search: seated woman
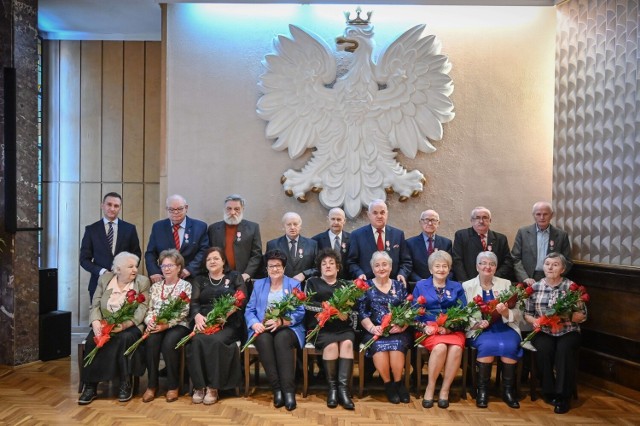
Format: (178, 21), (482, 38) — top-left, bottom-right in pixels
(78, 251), (150, 405)
(524, 252), (586, 414)
(187, 247), (247, 405)
(244, 250), (305, 411)
(142, 249), (191, 403)
(463, 251), (522, 409)
(304, 248), (355, 410)
(358, 251), (411, 404)
(413, 250), (466, 409)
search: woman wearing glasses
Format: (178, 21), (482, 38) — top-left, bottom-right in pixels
(463, 251), (522, 409)
(244, 250), (305, 411)
(142, 249), (191, 403)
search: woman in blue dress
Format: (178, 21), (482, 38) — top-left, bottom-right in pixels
(357, 251), (411, 404)
(413, 250), (466, 409)
(462, 251), (522, 409)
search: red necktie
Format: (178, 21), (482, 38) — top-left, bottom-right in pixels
(427, 237), (434, 256)
(480, 234), (487, 251)
(173, 224), (181, 250)
(376, 228), (384, 251)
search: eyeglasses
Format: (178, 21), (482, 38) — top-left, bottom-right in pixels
(478, 262), (497, 267)
(160, 264), (177, 270)
(266, 264), (283, 270)
(472, 216), (491, 222)
(166, 207), (186, 213)
(420, 218), (439, 224)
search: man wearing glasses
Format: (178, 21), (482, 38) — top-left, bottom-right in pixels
(406, 210), (453, 282)
(452, 206), (513, 282)
(145, 194), (209, 283)
(207, 194), (263, 282)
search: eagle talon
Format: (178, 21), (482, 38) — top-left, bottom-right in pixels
(285, 190), (293, 197)
(411, 190), (420, 198)
(311, 187), (322, 193)
(297, 196), (308, 203)
(399, 196), (409, 202)
(384, 187), (394, 194)
(420, 177), (426, 185)
(280, 175), (287, 184)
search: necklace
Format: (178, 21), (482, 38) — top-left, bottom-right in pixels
(160, 280), (177, 300)
(208, 275), (224, 286)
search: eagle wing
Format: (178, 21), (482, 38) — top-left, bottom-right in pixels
(372, 24), (455, 158)
(257, 25), (338, 159)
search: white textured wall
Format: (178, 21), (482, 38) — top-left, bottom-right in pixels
(165, 4), (556, 245)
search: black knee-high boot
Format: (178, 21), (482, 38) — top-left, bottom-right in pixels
(501, 363), (520, 409)
(337, 358), (355, 410)
(476, 362), (492, 408)
(323, 359), (338, 408)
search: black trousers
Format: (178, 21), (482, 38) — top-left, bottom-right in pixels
(533, 331), (581, 399)
(145, 325), (190, 389)
(254, 328), (300, 393)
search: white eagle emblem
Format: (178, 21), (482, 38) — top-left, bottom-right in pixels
(257, 11), (455, 218)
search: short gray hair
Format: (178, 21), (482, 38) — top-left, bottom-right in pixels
(112, 251), (140, 272)
(427, 250), (452, 270)
(225, 194), (245, 207)
(476, 251), (498, 265)
(369, 250), (393, 269)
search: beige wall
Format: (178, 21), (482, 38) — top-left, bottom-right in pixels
(42, 40), (161, 327)
(164, 4), (556, 245)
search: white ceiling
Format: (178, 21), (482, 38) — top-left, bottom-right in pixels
(38, 0), (556, 41)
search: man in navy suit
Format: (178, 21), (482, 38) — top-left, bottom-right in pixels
(452, 206), (513, 282)
(266, 212), (317, 283)
(145, 194), (209, 283)
(512, 201), (572, 284)
(208, 194), (263, 282)
(406, 209), (453, 282)
(347, 199), (412, 285)
(312, 208), (351, 279)
(80, 192), (141, 302)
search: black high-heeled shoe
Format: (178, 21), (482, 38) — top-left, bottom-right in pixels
(284, 392), (297, 411)
(273, 389), (284, 408)
(422, 399), (434, 408)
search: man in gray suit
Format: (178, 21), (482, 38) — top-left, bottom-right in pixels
(207, 194), (263, 282)
(512, 201), (572, 285)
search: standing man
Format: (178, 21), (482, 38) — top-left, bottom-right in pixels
(406, 209), (452, 282)
(80, 192), (141, 302)
(347, 199), (412, 285)
(512, 201), (572, 285)
(207, 194), (263, 282)
(266, 212), (317, 283)
(145, 194), (209, 283)
(312, 208), (351, 279)
(452, 206), (513, 282)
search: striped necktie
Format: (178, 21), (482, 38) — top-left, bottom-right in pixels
(173, 224), (181, 250)
(107, 222), (114, 253)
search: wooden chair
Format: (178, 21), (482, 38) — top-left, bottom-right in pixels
(243, 344), (297, 397)
(467, 346), (523, 399)
(357, 343), (411, 398)
(415, 345), (467, 399)
(302, 343), (323, 397)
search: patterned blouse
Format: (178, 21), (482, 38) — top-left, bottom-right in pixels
(144, 278), (192, 328)
(524, 278), (587, 337)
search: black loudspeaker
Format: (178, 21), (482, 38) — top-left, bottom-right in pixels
(39, 310), (71, 361)
(39, 268), (58, 314)
(4, 67), (17, 233)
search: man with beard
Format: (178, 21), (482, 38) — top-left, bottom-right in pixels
(207, 194), (263, 282)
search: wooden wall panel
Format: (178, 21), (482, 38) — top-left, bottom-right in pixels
(58, 41), (80, 183)
(123, 42), (145, 183)
(123, 183), (145, 245)
(143, 183), (160, 274)
(102, 41), (124, 182)
(79, 41), (102, 182)
(57, 183), (80, 318)
(144, 42), (161, 183)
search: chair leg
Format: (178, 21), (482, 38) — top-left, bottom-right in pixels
(404, 349), (411, 392)
(243, 349), (251, 397)
(529, 353), (538, 401)
(461, 345), (468, 400)
(358, 349), (365, 398)
(77, 342), (85, 393)
(302, 348), (309, 398)
(469, 347), (477, 399)
(415, 347), (423, 399)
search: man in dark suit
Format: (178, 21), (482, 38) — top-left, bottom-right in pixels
(266, 212), (317, 283)
(406, 209), (453, 282)
(312, 207), (351, 279)
(512, 201), (572, 284)
(347, 199), (412, 285)
(452, 206), (513, 282)
(207, 194), (263, 282)
(80, 192), (141, 302)
(145, 194), (209, 283)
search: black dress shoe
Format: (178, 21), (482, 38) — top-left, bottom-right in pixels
(422, 399), (434, 408)
(78, 384), (97, 405)
(118, 381), (133, 402)
(396, 381), (410, 403)
(437, 399), (449, 409)
(543, 394), (558, 406)
(273, 390), (284, 408)
(284, 392), (296, 411)
(554, 398), (570, 414)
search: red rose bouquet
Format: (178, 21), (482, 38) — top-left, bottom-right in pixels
(241, 287), (311, 352)
(84, 289), (146, 366)
(306, 278), (370, 343)
(414, 298), (477, 346)
(361, 295), (419, 352)
(175, 290), (246, 349)
(521, 282), (589, 350)
(124, 290), (190, 356)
